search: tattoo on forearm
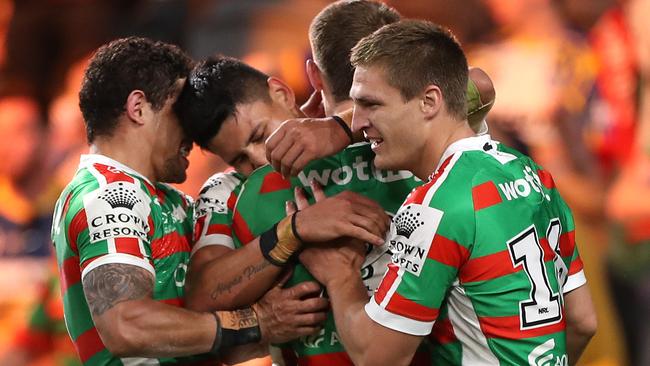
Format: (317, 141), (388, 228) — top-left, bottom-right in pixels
(211, 275), (243, 299)
(243, 261), (271, 280)
(210, 261), (273, 300)
(218, 308), (260, 330)
(83, 264), (153, 317)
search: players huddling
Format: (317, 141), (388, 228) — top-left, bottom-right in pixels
(52, 1), (597, 365)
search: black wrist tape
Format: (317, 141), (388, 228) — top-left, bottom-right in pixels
(259, 223), (284, 266)
(220, 326), (262, 349)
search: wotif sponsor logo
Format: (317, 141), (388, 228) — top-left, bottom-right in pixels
(297, 156), (414, 187)
(498, 166), (550, 201)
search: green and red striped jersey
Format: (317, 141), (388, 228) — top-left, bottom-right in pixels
(51, 154), (194, 366)
(230, 143), (430, 365)
(192, 170), (245, 253)
(366, 135), (586, 365)
(13, 271), (81, 366)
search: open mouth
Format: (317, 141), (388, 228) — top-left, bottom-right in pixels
(364, 133), (384, 151)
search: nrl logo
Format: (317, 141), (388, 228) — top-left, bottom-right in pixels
(98, 182), (142, 210)
(394, 206), (424, 239)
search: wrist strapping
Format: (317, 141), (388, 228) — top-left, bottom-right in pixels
(331, 115), (354, 144)
(259, 213), (303, 266)
(210, 309), (262, 354)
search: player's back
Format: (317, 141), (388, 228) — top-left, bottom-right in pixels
(423, 141), (584, 365)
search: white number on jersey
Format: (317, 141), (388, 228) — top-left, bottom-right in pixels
(507, 221), (563, 329)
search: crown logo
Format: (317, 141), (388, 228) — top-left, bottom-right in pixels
(394, 206), (424, 239)
(98, 182), (142, 209)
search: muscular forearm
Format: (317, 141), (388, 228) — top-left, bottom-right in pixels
(96, 298), (215, 357)
(186, 240), (282, 311)
(326, 274), (375, 363)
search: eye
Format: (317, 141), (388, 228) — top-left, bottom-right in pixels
(250, 124), (266, 143)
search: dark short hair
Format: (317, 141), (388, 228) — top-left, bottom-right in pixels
(309, 0), (399, 103)
(351, 20), (468, 120)
(175, 55), (271, 149)
(79, 37), (192, 142)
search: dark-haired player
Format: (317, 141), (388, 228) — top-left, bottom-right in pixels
(50, 37), (331, 366)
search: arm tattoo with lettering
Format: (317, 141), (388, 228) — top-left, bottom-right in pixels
(83, 264), (154, 317)
(210, 260), (272, 300)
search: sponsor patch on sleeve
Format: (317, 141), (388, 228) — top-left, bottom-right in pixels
(387, 203), (443, 276)
(84, 182), (151, 243)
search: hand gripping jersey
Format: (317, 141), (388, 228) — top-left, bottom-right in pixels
(228, 143), (429, 365)
(366, 135), (586, 365)
(51, 155), (194, 366)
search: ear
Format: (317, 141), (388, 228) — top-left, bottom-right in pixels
(420, 85), (443, 119)
(306, 59), (324, 91)
(267, 76), (296, 110)
(125, 90), (148, 126)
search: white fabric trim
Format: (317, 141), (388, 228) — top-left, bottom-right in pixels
(447, 285), (499, 364)
(121, 357), (160, 366)
(435, 134), (492, 171)
(191, 234), (235, 256)
(106, 237), (117, 254)
(365, 297), (434, 336)
(379, 267), (405, 308)
(563, 269), (587, 294)
(424, 152), (461, 205)
(81, 253), (155, 280)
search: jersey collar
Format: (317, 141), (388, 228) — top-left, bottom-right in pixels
(434, 134), (495, 172)
(78, 154), (154, 186)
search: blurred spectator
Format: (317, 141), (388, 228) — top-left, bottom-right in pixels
(0, 96), (55, 258)
(469, 0), (626, 364)
(0, 261), (80, 366)
(600, 0), (650, 365)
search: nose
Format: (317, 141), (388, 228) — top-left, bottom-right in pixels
(351, 106), (370, 133)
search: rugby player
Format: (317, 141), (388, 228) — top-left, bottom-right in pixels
(297, 20), (597, 365)
(51, 37), (329, 366)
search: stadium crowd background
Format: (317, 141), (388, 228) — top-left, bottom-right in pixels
(0, 0), (648, 365)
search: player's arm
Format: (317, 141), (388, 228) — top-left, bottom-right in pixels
(300, 245), (422, 366)
(265, 109), (357, 177)
(294, 184), (452, 365)
(84, 263), (217, 357)
(186, 243), (283, 311)
(564, 284), (597, 365)
(187, 184), (389, 311)
(266, 67), (495, 177)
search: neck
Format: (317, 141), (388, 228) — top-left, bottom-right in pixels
(414, 118), (474, 180)
(90, 133), (155, 182)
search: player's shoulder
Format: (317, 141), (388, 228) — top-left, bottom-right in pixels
(155, 183), (193, 207)
(69, 156), (154, 208)
(198, 171), (245, 198)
